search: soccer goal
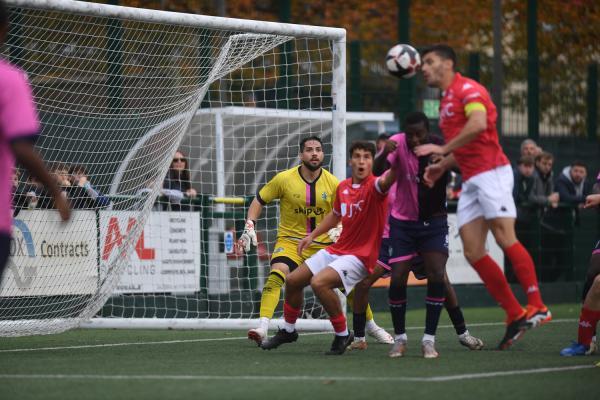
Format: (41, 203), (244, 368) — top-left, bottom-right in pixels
(0, 0), (392, 336)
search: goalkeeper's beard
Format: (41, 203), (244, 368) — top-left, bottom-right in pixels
(302, 160), (322, 172)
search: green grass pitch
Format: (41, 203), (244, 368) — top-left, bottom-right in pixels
(0, 303), (598, 400)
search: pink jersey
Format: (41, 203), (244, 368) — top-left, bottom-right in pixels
(439, 73), (509, 181)
(382, 182), (396, 238)
(386, 133), (419, 221)
(328, 174), (388, 273)
(0, 59), (41, 234)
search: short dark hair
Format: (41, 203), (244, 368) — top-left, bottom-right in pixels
(517, 156), (534, 166)
(535, 151), (554, 163)
(299, 136), (322, 152)
(421, 44), (457, 69)
(571, 160), (587, 169)
(403, 111), (430, 132)
(349, 140), (376, 158)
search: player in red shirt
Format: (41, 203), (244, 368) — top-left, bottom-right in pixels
(260, 141), (396, 355)
(415, 44), (550, 350)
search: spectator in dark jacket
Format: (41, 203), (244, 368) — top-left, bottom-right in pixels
(555, 161), (592, 207)
(513, 155), (535, 204)
(67, 164), (112, 209)
(529, 152), (559, 208)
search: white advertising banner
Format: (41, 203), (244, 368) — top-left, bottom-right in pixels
(446, 213), (504, 284)
(1, 210), (98, 296)
(99, 211), (201, 294)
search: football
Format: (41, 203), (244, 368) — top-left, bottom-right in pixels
(385, 44), (421, 79)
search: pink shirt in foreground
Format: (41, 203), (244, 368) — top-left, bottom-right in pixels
(0, 59), (40, 234)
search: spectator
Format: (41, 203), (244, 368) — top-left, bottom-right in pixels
(162, 150), (197, 210)
(529, 152), (559, 208)
(11, 169), (29, 216)
(555, 161), (592, 207)
(50, 162), (71, 188)
(520, 138), (541, 158)
(513, 155), (535, 204)
(67, 164), (112, 209)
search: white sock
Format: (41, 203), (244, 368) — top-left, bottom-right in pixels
(284, 322), (295, 333)
(422, 333), (435, 343)
(354, 336), (366, 342)
(365, 319), (377, 330)
(394, 333), (407, 342)
(458, 330), (470, 339)
(335, 329), (349, 337)
(259, 317), (269, 333)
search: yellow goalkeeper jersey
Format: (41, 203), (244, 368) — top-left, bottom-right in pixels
(257, 166), (339, 244)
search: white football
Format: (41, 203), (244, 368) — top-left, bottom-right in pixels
(385, 44), (421, 79)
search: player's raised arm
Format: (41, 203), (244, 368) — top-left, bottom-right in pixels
(376, 166), (397, 194)
(373, 139), (397, 176)
(235, 197), (263, 253)
(423, 153), (457, 188)
(297, 211), (340, 256)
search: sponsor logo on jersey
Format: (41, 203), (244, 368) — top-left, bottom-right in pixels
(294, 206), (326, 216)
(340, 200), (364, 218)
(273, 247), (285, 254)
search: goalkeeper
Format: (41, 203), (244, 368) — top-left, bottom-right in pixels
(236, 136), (392, 346)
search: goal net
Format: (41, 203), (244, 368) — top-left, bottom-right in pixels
(1, 0), (381, 336)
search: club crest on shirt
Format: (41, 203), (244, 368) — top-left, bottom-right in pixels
(321, 192), (328, 200)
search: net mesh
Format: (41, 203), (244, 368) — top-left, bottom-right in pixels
(1, 1), (343, 336)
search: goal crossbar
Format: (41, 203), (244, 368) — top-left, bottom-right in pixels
(5, 0), (346, 40)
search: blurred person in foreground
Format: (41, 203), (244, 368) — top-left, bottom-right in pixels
(0, 0), (70, 282)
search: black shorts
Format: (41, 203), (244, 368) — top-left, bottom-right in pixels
(377, 238), (427, 280)
(388, 215), (449, 260)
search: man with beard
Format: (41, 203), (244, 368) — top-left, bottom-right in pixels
(237, 136), (391, 346)
(415, 44), (550, 350)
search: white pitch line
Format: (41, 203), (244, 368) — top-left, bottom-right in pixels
(0, 319), (576, 354)
(0, 365), (594, 383)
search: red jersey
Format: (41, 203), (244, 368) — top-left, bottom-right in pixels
(327, 174), (388, 273)
(438, 73), (509, 181)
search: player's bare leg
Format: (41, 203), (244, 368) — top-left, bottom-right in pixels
(311, 267), (354, 355)
(489, 217), (551, 327)
(460, 217), (527, 350)
(260, 264), (312, 350)
(248, 262), (290, 346)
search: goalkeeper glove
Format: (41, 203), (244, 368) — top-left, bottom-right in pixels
(327, 224), (343, 243)
(239, 219), (258, 252)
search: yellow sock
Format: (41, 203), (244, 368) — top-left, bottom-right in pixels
(346, 289), (375, 322)
(259, 269), (286, 319)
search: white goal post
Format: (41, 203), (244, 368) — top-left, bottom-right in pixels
(0, 0), (391, 335)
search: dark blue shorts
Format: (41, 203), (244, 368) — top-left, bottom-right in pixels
(377, 238), (427, 280)
(388, 215), (449, 261)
